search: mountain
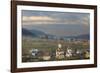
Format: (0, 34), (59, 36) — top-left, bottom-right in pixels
(75, 34), (90, 40)
(29, 29), (46, 36)
(23, 24), (89, 37)
(63, 34), (90, 40)
(22, 28), (37, 37)
(22, 28), (89, 40)
(22, 28), (46, 37)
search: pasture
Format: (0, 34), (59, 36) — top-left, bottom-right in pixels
(22, 37), (90, 62)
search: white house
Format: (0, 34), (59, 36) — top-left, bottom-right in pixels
(29, 48), (39, 56)
(65, 46), (73, 58)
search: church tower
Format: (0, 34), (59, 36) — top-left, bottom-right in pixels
(56, 44), (65, 59)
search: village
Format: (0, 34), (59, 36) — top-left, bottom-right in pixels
(22, 42), (90, 62)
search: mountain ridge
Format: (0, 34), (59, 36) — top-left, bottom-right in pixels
(22, 28), (89, 40)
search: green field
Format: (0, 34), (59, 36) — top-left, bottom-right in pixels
(22, 37), (90, 62)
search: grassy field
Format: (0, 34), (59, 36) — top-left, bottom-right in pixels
(22, 37), (90, 62)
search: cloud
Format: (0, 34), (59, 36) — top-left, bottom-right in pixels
(82, 16), (89, 26)
(22, 16), (55, 21)
(22, 15), (89, 26)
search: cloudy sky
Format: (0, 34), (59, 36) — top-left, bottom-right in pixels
(22, 10), (90, 36)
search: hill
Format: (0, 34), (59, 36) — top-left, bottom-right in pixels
(22, 28), (46, 37)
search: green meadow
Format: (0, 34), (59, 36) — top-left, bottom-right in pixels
(22, 37), (90, 62)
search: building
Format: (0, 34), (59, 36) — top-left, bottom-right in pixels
(56, 44), (65, 59)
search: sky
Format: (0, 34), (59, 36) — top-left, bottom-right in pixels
(22, 10), (90, 36)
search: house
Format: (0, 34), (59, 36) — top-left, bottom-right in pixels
(65, 46), (73, 58)
(42, 50), (51, 60)
(30, 48), (39, 56)
(84, 49), (90, 59)
(56, 44), (65, 59)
